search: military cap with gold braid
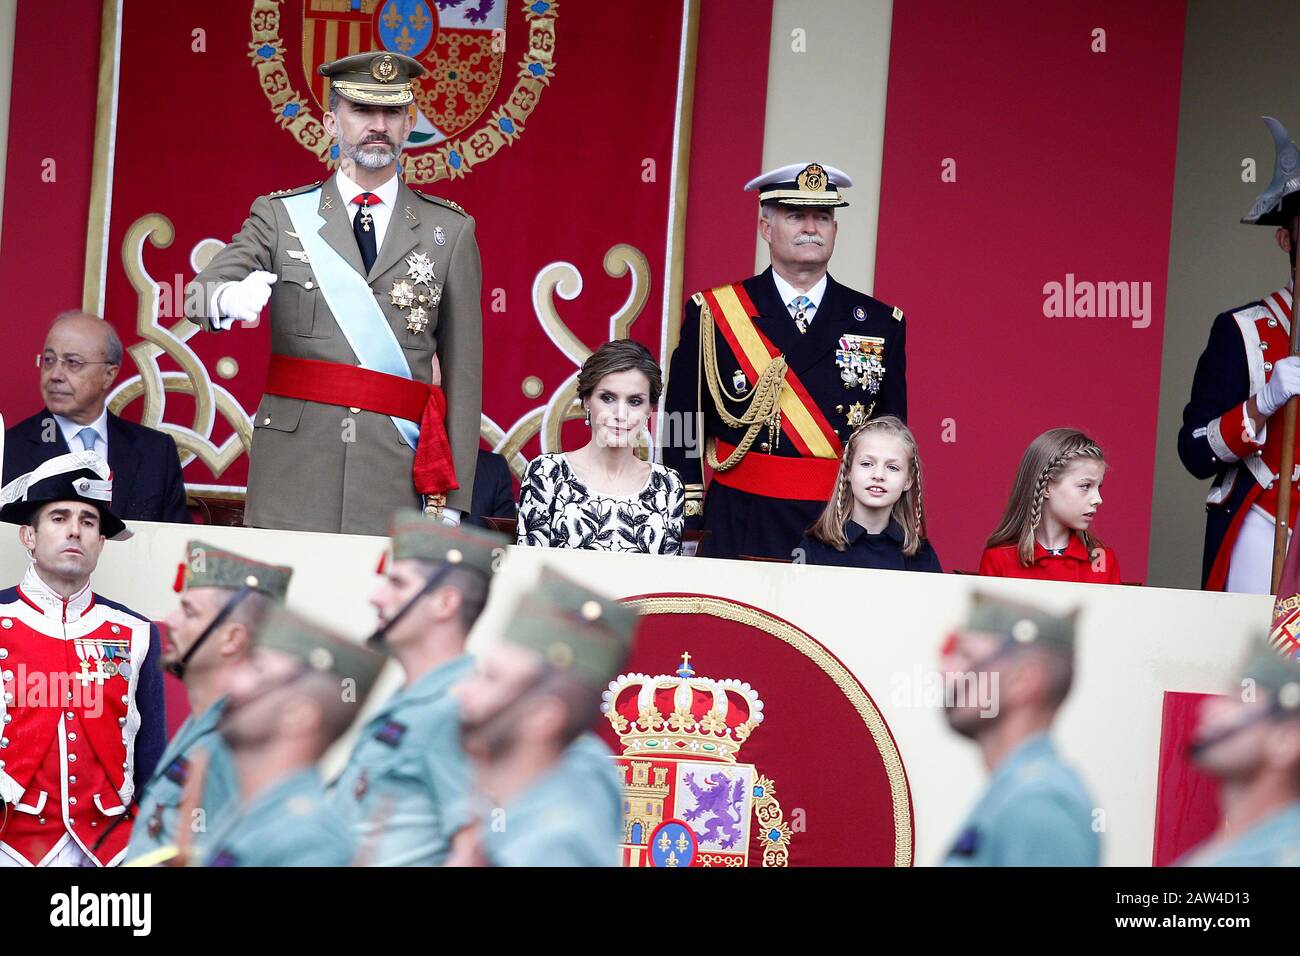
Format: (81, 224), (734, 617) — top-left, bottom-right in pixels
(745, 162), (853, 208)
(256, 605), (387, 699)
(319, 51), (426, 107)
(502, 569), (638, 689)
(387, 507), (506, 577)
(1239, 636), (1300, 714)
(964, 592), (1077, 654)
(173, 540), (293, 601)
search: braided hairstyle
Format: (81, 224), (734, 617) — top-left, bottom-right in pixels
(985, 428), (1107, 567)
(807, 416), (928, 556)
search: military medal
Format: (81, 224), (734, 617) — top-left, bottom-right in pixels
(389, 279), (416, 309)
(847, 402), (868, 427)
(835, 334), (886, 393)
(733, 369), (748, 394)
(391, 253), (440, 333)
(405, 251), (437, 286)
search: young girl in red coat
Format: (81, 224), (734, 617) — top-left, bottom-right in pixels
(980, 428), (1120, 583)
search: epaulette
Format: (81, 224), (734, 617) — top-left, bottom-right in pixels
(412, 190), (468, 216)
(268, 182), (322, 199)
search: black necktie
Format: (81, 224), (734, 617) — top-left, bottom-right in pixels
(352, 192), (379, 273)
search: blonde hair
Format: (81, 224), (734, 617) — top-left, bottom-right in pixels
(985, 428), (1107, 567)
(808, 416), (927, 556)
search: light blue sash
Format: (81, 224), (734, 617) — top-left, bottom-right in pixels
(280, 191), (420, 450)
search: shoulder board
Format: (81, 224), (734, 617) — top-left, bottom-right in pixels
(267, 182), (322, 199)
(691, 291), (706, 306)
(412, 191), (468, 216)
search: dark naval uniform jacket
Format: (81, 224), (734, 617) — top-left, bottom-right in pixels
(662, 267), (906, 560)
(186, 172), (482, 535)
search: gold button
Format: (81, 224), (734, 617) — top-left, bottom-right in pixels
(836, 405), (844, 414)
(305, 280), (314, 290)
(262, 416), (271, 425)
(419, 295), (427, 303)
(761, 442), (770, 452)
(349, 406), (361, 414)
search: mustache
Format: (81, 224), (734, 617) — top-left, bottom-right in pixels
(360, 135), (394, 146)
(793, 235), (825, 246)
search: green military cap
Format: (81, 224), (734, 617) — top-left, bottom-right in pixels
(318, 51), (425, 107)
(502, 569), (638, 688)
(174, 540), (293, 602)
(388, 508), (506, 577)
(256, 605), (386, 700)
(1240, 636), (1300, 712)
(964, 592), (1077, 654)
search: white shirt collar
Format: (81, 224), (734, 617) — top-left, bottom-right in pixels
(53, 407), (109, 451)
(20, 564), (95, 622)
(335, 168), (400, 211)
(770, 270), (829, 312)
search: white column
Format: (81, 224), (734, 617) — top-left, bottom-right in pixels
(754, 0), (894, 294)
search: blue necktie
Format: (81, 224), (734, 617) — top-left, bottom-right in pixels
(791, 295), (812, 334)
(352, 192), (379, 274)
(76, 427), (98, 452)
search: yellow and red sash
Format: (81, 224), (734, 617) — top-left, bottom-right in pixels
(702, 283), (842, 459)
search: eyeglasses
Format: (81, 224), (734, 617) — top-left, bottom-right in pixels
(39, 354), (117, 374)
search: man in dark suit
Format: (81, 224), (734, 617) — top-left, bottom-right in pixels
(465, 449), (517, 530)
(662, 162), (906, 560)
(3, 311), (191, 524)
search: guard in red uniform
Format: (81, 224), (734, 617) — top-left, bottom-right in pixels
(1179, 117), (1300, 592)
(662, 163), (907, 560)
(0, 452), (165, 866)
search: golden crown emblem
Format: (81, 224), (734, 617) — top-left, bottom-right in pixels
(601, 652), (764, 763)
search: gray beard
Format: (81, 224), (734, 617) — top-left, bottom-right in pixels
(342, 137), (402, 170)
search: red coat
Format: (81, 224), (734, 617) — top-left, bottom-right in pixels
(0, 568), (154, 866)
(979, 536), (1121, 584)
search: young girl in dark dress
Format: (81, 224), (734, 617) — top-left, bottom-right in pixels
(797, 416), (941, 572)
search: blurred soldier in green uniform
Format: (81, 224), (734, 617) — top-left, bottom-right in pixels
(202, 607), (385, 867)
(940, 593), (1100, 866)
(448, 570), (636, 867)
(125, 541), (292, 864)
(329, 509), (506, 865)
(1180, 638), (1300, 866)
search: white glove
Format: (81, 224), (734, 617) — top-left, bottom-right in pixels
(440, 507), (462, 527)
(1257, 355), (1300, 418)
(214, 271), (277, 327)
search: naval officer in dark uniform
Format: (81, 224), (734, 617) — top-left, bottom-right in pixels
(661, 162), (907, 560)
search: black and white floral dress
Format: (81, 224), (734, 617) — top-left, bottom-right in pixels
(516, 453), (685, 555)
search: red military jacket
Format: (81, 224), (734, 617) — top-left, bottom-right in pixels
(0, 567), (152, 866)
(1188, 286), (1300, 589)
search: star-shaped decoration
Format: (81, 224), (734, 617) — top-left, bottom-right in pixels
(847, 401), (867, 427)
(389, 279), (416, 309)
(404, 251), (437, 286)
(406, 305), (428, 334)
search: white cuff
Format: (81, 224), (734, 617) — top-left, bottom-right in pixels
(208, 282), (238, 331)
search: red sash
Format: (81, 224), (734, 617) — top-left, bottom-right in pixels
(264, 354), (458, 495)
